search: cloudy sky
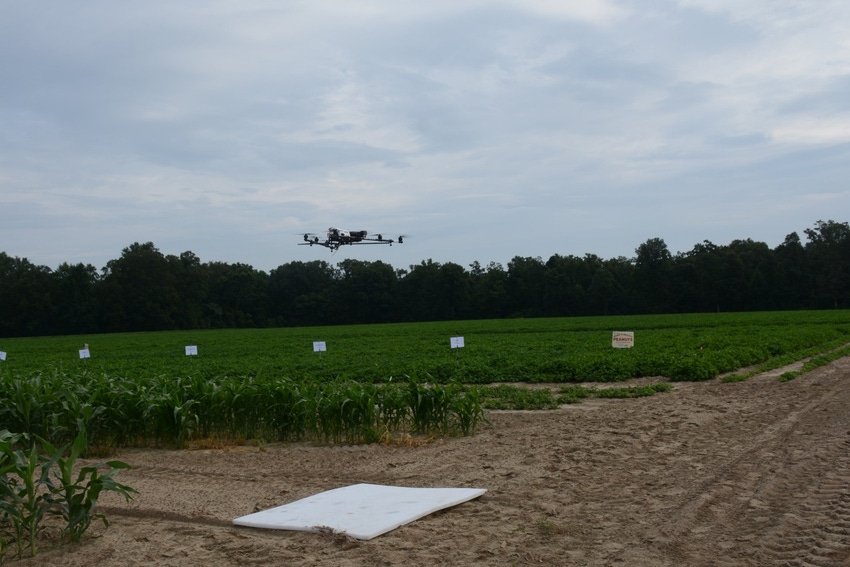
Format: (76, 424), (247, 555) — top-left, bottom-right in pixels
(2, 1), (849, 273)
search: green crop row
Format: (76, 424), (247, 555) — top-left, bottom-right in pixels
(0, 371), (485, 449)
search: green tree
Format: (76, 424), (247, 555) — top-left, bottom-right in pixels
(0, 253), (57, 337)
(268, 260), (337, 326)
(98, 242), (180, 332)
(153, 251), (210, 330)
(397, 260), (471, 321)
(676, 241), (726, 312)
(506, 256), (546, 317)
(541, 255), (585, 316)
(436, 262), (471, 320)
(469, 261), (508, 319)
(804, 220), (850, 308)
(633, 238), (673, 313)
(726, 239), (777, 311)
(334, 259), (398, 324)
(205, 262), (269, 328)
(773, 232), (810, 309)
(588, 265), (618, 315)
(53, 262), (100, 335)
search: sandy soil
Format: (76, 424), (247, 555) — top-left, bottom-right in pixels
(18, 356), (850, 566)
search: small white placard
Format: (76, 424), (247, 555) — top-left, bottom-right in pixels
(313, 341), (327, 352)
(79, 348), (91, 359)
(450, 336), (465, 349)
(0, 351), (6, 361)
(612, 331), (634, 348)
(185, 345), (198, 356)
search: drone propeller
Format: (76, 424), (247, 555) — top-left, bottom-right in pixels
(373, 233), (408, 243)
(296, 232), (322, 245)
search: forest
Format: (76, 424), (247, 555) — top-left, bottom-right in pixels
(1, 220), (848, 338)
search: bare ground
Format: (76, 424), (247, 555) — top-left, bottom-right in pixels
(17, 356), (850, 566)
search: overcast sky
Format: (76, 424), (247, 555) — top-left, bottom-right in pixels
(2, 1), (849, 273)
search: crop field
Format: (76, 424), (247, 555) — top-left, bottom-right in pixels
(1, 310), (849, 449)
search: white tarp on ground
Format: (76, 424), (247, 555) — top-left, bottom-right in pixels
(232, 483), (487, 540)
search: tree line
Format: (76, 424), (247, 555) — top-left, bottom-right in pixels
(1, 220), (848, 337)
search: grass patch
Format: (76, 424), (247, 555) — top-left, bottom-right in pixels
(592, 383), (673, 398)
(779, 344), (850, 382)
(720, 341), (850, 383)
(479, 382), (673, 410)
(479, 385), (560, 410)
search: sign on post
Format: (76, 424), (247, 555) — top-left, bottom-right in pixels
(185, 345), (198, 356)
(450, 336), (465, 349)
(0, 351), (6, 361)
(313, 341), (327, 352)
(612, 331), (634, 348)
(79, 348), (91, 359)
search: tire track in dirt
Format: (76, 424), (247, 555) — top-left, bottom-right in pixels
(750, 440), (850, 566)
(742, 364), (850, 566)
(662, 359), (850, 566)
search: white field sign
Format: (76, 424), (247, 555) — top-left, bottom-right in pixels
(612, 331), (634, 349)
(185, 345), (198, 356)
(78, 348), (91, 359)
(0, 351), (6, 361)
(313, 341), (327, 352)
(450, 336), (465, 349)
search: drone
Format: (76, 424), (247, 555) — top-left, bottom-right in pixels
(300, 227), (405, 250)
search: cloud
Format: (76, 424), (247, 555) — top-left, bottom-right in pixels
(770, 114), (850, 146)
(1, 1), (849, 272)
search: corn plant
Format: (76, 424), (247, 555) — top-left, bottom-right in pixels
(266, 379), (311, 442)
(313, 381), (378, 444)
(0, 429), (135, 561)
(446, 382), (485, 435)
(375, 380), (410, 432)
(1, 377), (48, 438)
(43, 429), (137, 543)
(407, 376), (466, 436)
(0, 431), (57, 558)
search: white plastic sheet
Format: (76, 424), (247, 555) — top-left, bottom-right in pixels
(233, 483), (486, 540)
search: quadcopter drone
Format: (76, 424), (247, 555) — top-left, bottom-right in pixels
(300, 227), (405, 251)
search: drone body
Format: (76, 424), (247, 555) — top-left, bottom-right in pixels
(301, 227), (405, 250)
